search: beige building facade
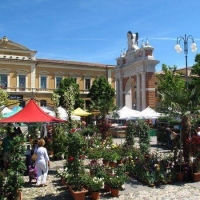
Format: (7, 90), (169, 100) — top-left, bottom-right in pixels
(0, 36), (115, 108)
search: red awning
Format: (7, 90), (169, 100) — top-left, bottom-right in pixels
(0, 99), (66, 123)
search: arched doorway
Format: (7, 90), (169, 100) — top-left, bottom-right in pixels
(125, 78), (136, 109)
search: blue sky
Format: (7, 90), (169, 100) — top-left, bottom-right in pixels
(0, 0), (200, 72)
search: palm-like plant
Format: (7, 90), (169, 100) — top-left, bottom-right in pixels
(156, 64), (200, 162)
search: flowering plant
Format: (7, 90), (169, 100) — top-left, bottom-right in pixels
(186, 136), (200, 173)
(109, 174), (126, 189)
(87, 176), (104, 192)
(98, 123), (111, 139)
(87, 147), (102, 160)
(186, 136), (200, 157)
(102, 148), (120, 162)
(66, 131), (86, 190)
(56, 167), (69, 180)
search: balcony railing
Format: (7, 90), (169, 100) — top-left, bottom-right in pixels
(1, 87), (91, 94)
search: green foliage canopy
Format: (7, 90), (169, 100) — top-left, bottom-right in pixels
(87, 76), (115, 120)
(54, 77), (84, 109)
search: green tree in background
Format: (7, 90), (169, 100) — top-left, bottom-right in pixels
(191, 53), (200, 87)
(0, 88), (8, 108)
(87, 76), (115, 122)
(156, 64), (200, 162)
(54, 77), (84, 109)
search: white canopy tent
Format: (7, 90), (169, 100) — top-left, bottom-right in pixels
(40, 106), (80, 121)
(57, 106), (81, 121)
(139, 107), (161, 119)
(108, 106), (141, 120)
(1, 107), (12, 115)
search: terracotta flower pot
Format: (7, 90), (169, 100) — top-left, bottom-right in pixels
(104, 184), (111, 192)
(117, 159), (123, 165)
(68, 186), (88, 200)
(192, 172), (200, 182)
(109, 161), (116, 168)
(110, 188), (119, 197)
(91, 191), (100, 200)
(103, 160), (109, 166)
(176, 173), (184, 182)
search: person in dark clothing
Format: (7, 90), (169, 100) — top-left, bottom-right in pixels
(165, 125), (172, 149)
(24, 145), (32, 175)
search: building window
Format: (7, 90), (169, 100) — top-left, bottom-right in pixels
(56, 76), (62, 88)
(85, 100), (91, 110)
(40, 76), (47, 89)
(0, 74), (7, 89)
(85, 78), (91, 90)
(40, 100), (46, 107)
(19, 75), (26, 91)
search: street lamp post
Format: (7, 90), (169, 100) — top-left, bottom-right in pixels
(175, 34), (197, 89)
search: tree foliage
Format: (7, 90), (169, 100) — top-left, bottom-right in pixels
(87, 76), (115, 121)
(54, 77), (84, 109)
(156, 64), (185, 94)
(156, 64), (200, 161)
(0, 88), (8, 108)
(191, 53), (200, 86)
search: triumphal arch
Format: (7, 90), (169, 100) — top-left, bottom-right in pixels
(115, 31), (160, 111)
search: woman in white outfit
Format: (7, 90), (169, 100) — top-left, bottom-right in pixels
(35, 139), (50, 187)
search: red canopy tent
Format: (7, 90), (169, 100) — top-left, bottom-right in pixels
(0, 99), (66, 123)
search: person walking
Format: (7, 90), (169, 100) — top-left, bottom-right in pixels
(34, 139), (50, 187)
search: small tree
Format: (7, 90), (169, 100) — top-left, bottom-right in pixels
(125, 121), (136, 146)
(64, 85), (75, 129)
(66, 131), (86, 190)
(137, 119), (150, 154)
(4, 135), (26, 199)
(51, 92), (60, 118)
(54, 77), (84, 109)
(52, 125), (68, 160)
(88, 76), (115, 123)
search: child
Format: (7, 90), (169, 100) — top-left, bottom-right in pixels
(28, 163), (38, 184)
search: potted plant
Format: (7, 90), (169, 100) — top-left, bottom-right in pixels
(66, 131), (88, 200)
(186, 136), (200, 182)
(4, 135), (26, 200)
(0, 171), (6, 199)
(109, 174), (127, 197)
(56, 167), (69, 186)
(87, 147), (102, 161)
(52, 125), (68, 160)
(114, 145), (124, 164)
(87, 176), (104, 200)
(102, 149), (120, 167)
(82, 125), (97, 137)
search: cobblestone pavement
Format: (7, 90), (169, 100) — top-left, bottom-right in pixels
(22, 170), (200, 200)
(21, 137), (200, 199)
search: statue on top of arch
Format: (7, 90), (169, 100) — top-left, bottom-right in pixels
(127, 31), (139, 51)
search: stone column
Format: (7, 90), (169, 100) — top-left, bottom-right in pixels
(141, 72), (146, 110)
(136, 73), (140, 111)
(116, 79), (119, 106)
(119, 77), (123, 108)
(31, 64), (36, 92)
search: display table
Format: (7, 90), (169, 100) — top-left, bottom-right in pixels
(109, 126), (127, 138)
